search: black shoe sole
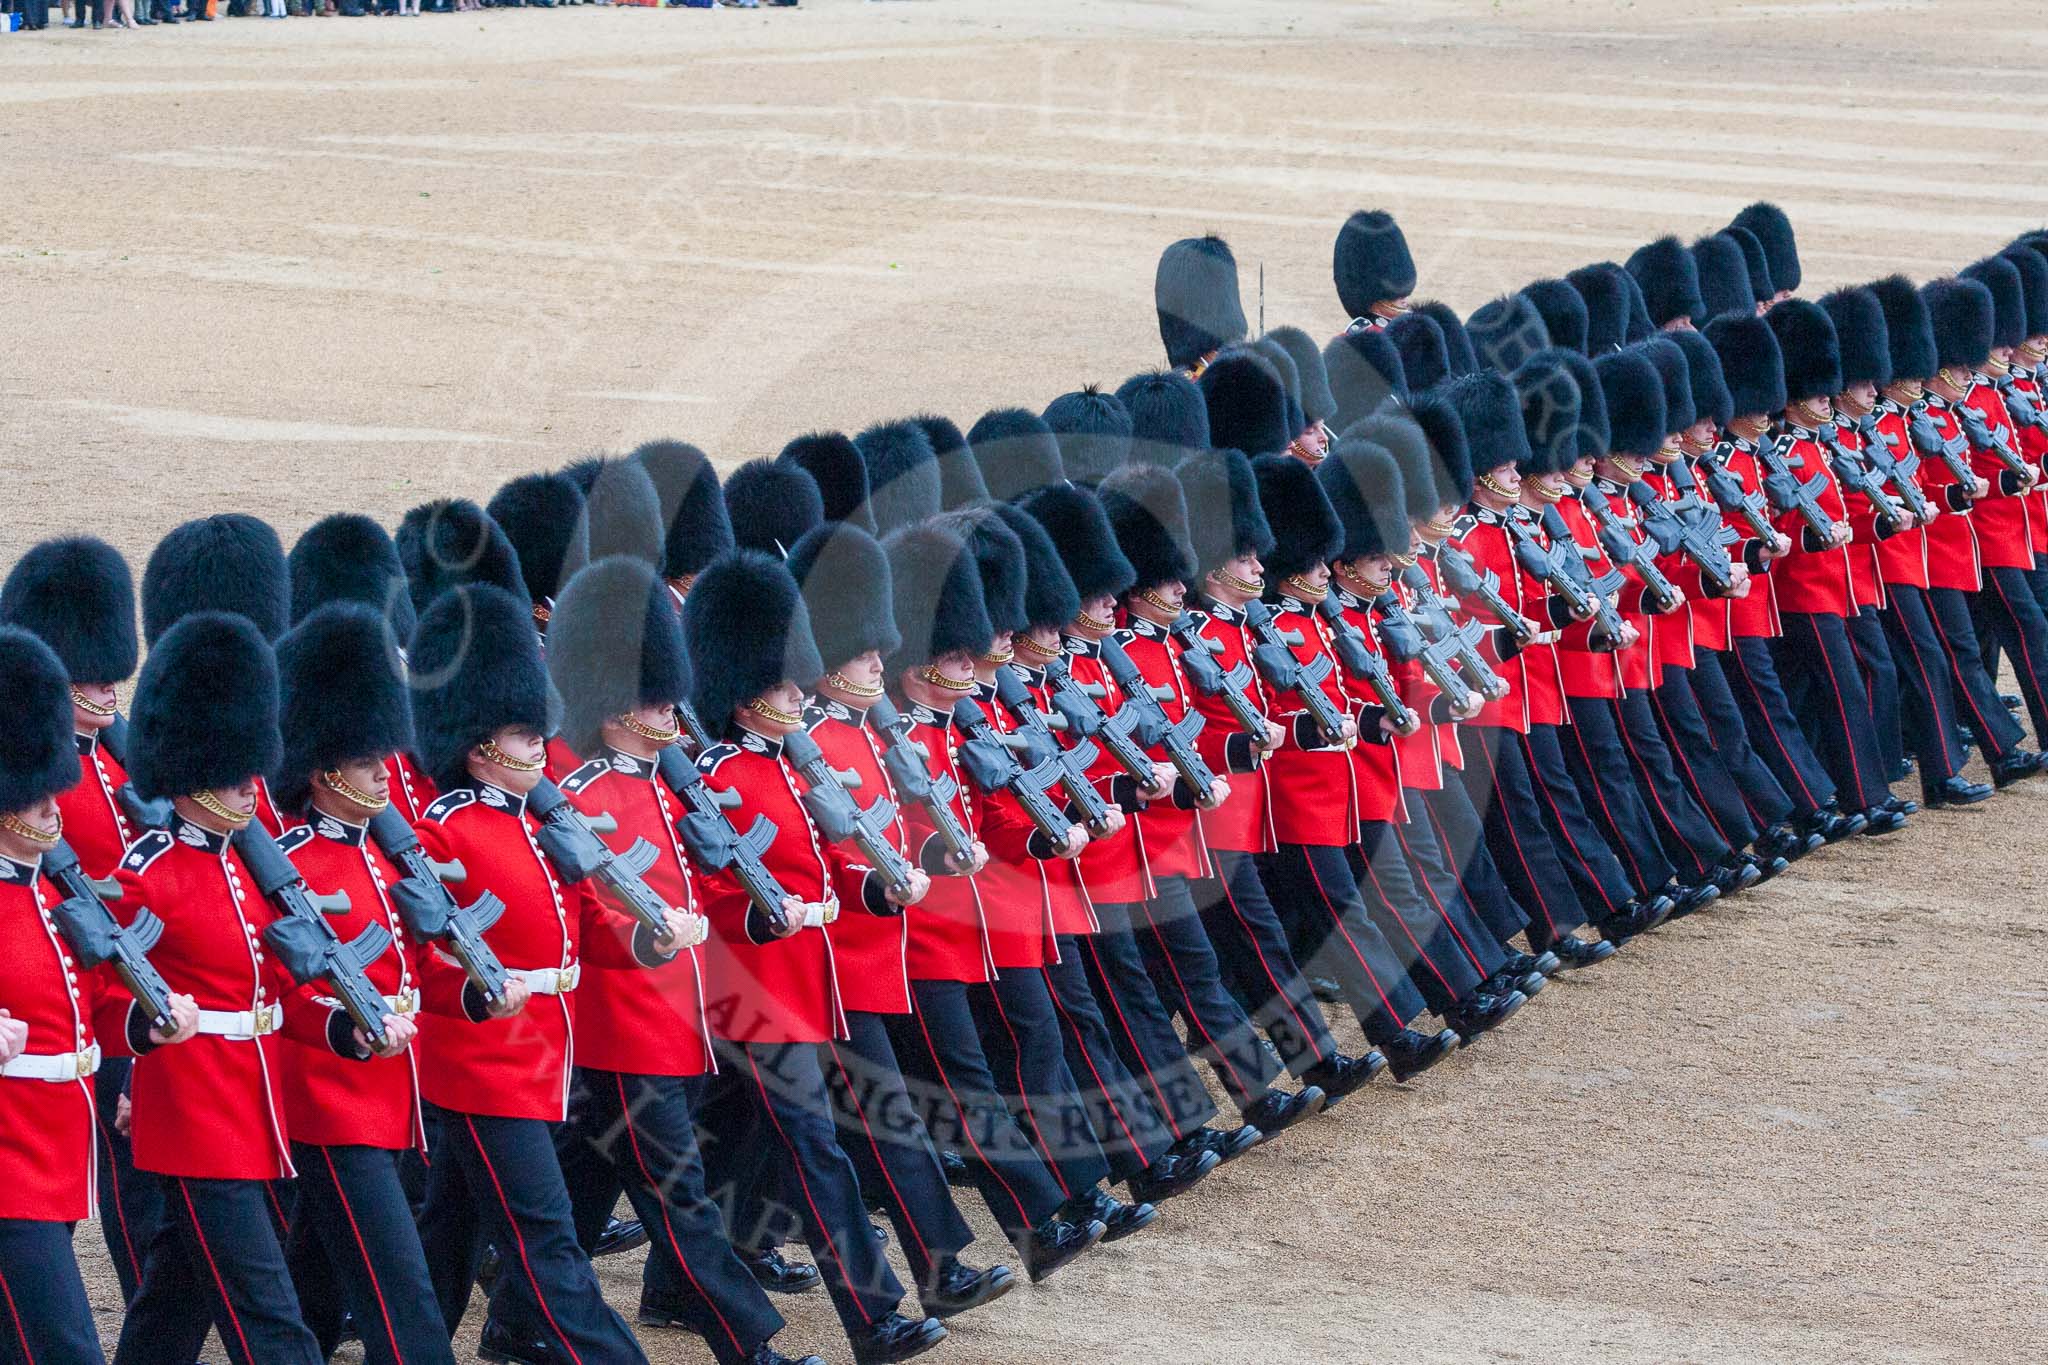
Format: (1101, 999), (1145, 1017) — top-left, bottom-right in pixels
(1025, 1219), (1106, 1283)
(924, 1265), (1017, 1318)
(852, 1320), (949, 1365)
(1127, 1147), (1221, 1204)
(1100, 1201), (1158, 1243)
(1245, 1086), (1327, 1137)
(1388, 1032), (1458, 1082)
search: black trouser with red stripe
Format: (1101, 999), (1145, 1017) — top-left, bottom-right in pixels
(1725, 634), (1839, 817)
(1974, 563), (2048, 742)
(1256, 842), (1429, 1047)
(554, 1068), (783, 1365)
(1388, 801), (1511, 984)
(1350, 822), (1486, 1015)
(1029, 951), (1176, 1187)
(1649, 665), (1764, 851)
(1129, 874), (1282, 1113)
(1518, 724), (1642, 916)
(1069, 905), (1221, 1141)
(1773, 611), (1890, 813)
(1928, 585), (2025, 759)
(1848, 605), (1905, 779)
(1880, 585), (1968, 782)
(892, 980), (1068, 1246)
(969, 967), (1117, 1201)
(1558, 696), (1679, 894)
(1418, 777), (1532, 949)
(1454, 725), (1593, 950)
(417, 1107), (645, 1364)
(284, 1143), (456, 1365)
(1194, 848), (1341, 1076)
(93, 1057), (163, 1306)
(112, 1175), (322, 1365)
(1615, 688), (1735, 880)
(0, 1218), (102, 1365)
(1688, 649), (1796, 828)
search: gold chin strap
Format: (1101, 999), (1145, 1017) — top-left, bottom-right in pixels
(478, 739), (545, 773)
(531, 601), (552, 628)
(618, 711), (683, 745)
(1477, 473), (1518, 500)
(1211, 566), (1264, 597)
(1283, 574), (1328, 602)
(1074, 609), (1116, 635)
(1789, 399), (1830, 429)
(1610, 456), (1646, 481)
(980, 645), (1015, 667)
(1533, 480), (1566, 503)
(189, 790), (255, 828)
(320, 768), (391, 812)
(1287, 436), (1328, 466)
(1136, 587), (1180, 617)
(1387, 550), (1417, 570)
(1336, 563), (1391, 596)
(1421, 515), (1458, 539)
(69, 688), (116, 718)
(1015, 634), (1061, 662)
(1654, 440), (1684, 464)
(824, 671), (883, 700)
(0, 810), (61, 847)
(745, 697), (804, 728)
(919, 666), (977, 693)
(1889, 380), (1926, 405)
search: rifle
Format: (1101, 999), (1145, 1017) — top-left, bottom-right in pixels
(1754, 433), (1842, 544)
(1396, 564), (1510, 700)
(1433, 542), (1539, 650)
(1313, 595), (1420, 730)
(235, 824), (392, 1049)
(1906, 401), (1977, 487)
(42, 837), (176, 1031)
(1041, 652), (1158, 791)
(865, 697), (977, 873)
(1166, 613), (1268, 745)
(96, 716), (172, 831)
(1694, 444), (1781, 542)
(1367, 586), (1429, 661)
(1506, 512), (1627, 648)
(366, 805), (511, 1009)
(1816, 423), (1909, 533)
(675, 700), (717, 755)
(1096, 636), (1218, 805)
(1955, 398), (2033, 482)
(654, 746), (793, 937)
(1856, 415), (1934, 524)
(780, 729), (920, 900)
(1243, 601), (1353, 747)
(1581, 485), (1682, 613)
(951, 697), (1076, 848)
(1626, 481), (1737, 597)
(526, 778), (678, 945)
(1998, 375), (2048, 434)
(989, 667), (1114, 834)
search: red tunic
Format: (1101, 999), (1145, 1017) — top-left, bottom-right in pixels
(1642, 465), (1733, 654)
(387, 751), (437, 824)
(895, 702), (1000, 983)
(1913, 401), (1985, 592)
(58, 732), (135, 879)
(1055, 639), (1154, 906)
(1114, 619), (1212, 881)
(1177, 600), (1276, 853)
(798, 704), (917, 1010)
(1368, 577), (1447, 791)
(1764, 428), (1858, 618)
(1960, 383), (2035, 570)
(0, 856), (135, 1222)
(1870, 406), (1933, 590)
(1709, 438), (1785, 639)
(2004, 372), (2048, 554)
(1260, 596), (1372, 844)
(1405, 552), (1467, 774)
(970, 676), (1096, 958)
(1444, 507), (1567, 731)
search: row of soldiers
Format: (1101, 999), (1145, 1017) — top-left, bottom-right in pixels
(2, 201), (2045, 1365)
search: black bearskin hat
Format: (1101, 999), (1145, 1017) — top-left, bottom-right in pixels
(1512, 352), (1584, 475)
(1347, 412), (1437, 523)
(1961, 255), (2027, 351)
(1550, 350), (1610, 461)
(127, 612), (280, 800)
(992, 502), (1081, 633)
(1386, 312), (1453, 392)
(1323, 328), (1410, 433)
(1766, 298), (1842, 402)
(883, 524), (993, 669)
(274, 603), (413, 814)
(1175, 447), (1274, 578)
(786, 523), (901, 670)
(1692, 232), (1754, 323)
(1723, 224), (1775, 304)
(288, 514), (416, 639)
(1318, 439), (1409, 562)
(1251, 338), (1307, 440)
(409, 584), (556, 792)
(1818, 287), (1892, 391)
(1447, 370), (1532, 473)
(570, 458), (666, 571)
(915, 415), (990, 510)
(396, 498), (525, 618)
(0, 536), (138, 685)
(631, 440), (734, 580)
(1593, 349), (1667, 457)
(968, 407), (1066, 502)
(1409, 388), (1474, 504)
(1201, 348), (1295, 458)
(1923, 277), (1995, 373)
(142, 513), (289, 648)
(938, 505), (1028, 636)
(1333, 210), (1417, 320)
(1156, 235), (1248, 371)
(681, 550), (824, 736)
(1619, 270), (1657, 344)
(1019, 483), (1134, 605)
(1101, 464), (1197, 593)
(1868, 275), (1938, 383)
(1730, 202), (1799, 293)
(546, 557), (690, 761)
(1568, 263), (1632, 355)
(2000, 244), (2048, 339)
(1668, 328), (1733, 429)
(1116, 369), (1212, 468)
(1638, 336), (1695, 435)
(1042, 387), (1133, 487)
(1703, 313), (1788, 418)
(1521, 278), (1590, 356)
(1266, 327), (1337, 428)
(1626, 236), (1704, 329)
(779, 432), (876, 534)
(0, 628), (80, 813)
(1252, 454), (1341, 582)
(857, 420), (945, 535)
(488, 473), (588, 608)
(1466, 293), (1551, 375)
(1412, 301), (1479, 376)
(724, 459), (824, 558)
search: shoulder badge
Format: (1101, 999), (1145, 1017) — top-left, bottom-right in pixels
(120, 829), (173, 875)
(560, 759), (608, 795)
(422, 789), (476, 823)
(276, 825), (316, 856)
(697, 742), (740, 774)
(801, 703), (829, 733)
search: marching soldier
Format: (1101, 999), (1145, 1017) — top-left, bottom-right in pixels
(1155, 234), (1250, 378)
(1730, 202), (1800, 309)
(1333, 209), (1417, 330)
(631, 439), (737, 611)
(488, 472), (590, 633)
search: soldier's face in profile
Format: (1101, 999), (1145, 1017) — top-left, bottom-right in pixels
(72, 680), (119, 733)
(1565, 456), (1596, 488)
(837, 651), (885, 692)
(1838, 382), (1878, 418)
(329, 756), (391, 808)
(0, 795), (60, 861)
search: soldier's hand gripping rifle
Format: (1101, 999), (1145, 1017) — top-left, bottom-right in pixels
(367, 805), (511, 1009)
(654, 745), (793, 937)
(1693, 444), (1782, 543)
(1856, 416), (1934, 523)
(1816, 423), (1910, 533)
(1041, 652), (1160, 793)
(989, 667), (1114, 834)
(1581, 485), (1683, 614)
(1626, 481), (1738, 597)
(1165, 612), (1268, 746)
(866, 696), (977, 873)
(1907, 402), (1978, 488)
(1433, 542), (1540, 650)
(1096, 636), (1218, 805)
(1506, 514), (1626, 649)
(526, 777), (680, 946)
(1997, 375), (2048, 434)
(1754, 433), (1844, 544)
(781, 730), (920, 900)
(42, 837), (176, 1031)
(1311, 594), (1422, 731)
(1243, 601), (1353, 747)
(1955, 400), (2035, 484)
(1395, 564), (1509, 702)
(952, 697), (1082, 850)
(234, 824), (392, 1049)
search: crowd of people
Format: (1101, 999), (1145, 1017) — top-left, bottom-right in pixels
(2, 0), (785, 33)
(3, 201), (2047, 1365)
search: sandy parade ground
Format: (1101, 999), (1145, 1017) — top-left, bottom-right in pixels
(4, 0), (2046, 1360)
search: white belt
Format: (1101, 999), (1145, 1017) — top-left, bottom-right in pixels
(510, 964), (580, 996)
(194, 1004), (283, 1040)
(0, 1043), (102, 1082)
(384, 988), (420, 1017)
